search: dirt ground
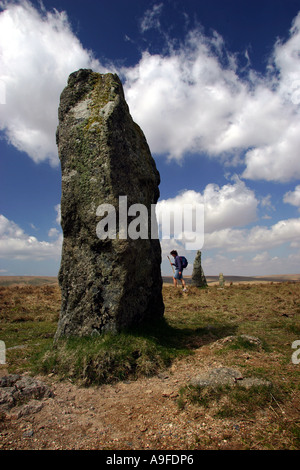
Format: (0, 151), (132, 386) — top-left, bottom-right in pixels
(0, 277), (299, 451)
(0, 344), (297, 451)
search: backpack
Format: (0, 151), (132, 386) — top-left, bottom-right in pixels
(180, 256), (188, 269)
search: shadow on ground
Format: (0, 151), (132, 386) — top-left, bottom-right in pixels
(129, 316), (238, 352)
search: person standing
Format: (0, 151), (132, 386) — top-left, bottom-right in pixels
(170, 250), (187, 291)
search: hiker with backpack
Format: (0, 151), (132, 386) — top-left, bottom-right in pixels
(169, 250), (188, 292)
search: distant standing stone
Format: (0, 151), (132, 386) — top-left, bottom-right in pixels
(219, 273), (224, 287)
(55, 69), (164, 339)
(191, 250), (207, 288)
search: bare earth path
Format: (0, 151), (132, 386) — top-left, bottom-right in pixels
(0, 345), (293, 451)
(0, 349), (216, 450)
(1, 278), (299, 450)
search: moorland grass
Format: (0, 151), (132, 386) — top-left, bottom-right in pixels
(1, 282), (299, 391)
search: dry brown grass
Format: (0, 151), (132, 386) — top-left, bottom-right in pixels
(0, 278), (299, 449)
(0, 284), (60, 323)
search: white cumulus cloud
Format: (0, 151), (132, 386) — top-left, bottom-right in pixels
(0, 0), (104, 165)
(284, 185), (300, 208)
(205, 218), (300, 252)
(156, 176), (258, 236)
(202, 250), (300, 276)
(123, 13), (300, 182)
(1, 1), (300, 184)
(0, 214), (62, 260)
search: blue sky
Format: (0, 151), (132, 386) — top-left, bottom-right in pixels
(0, 0), (300, 277)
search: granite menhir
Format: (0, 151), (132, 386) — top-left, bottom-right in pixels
(55, 69), (164, 339)
(191, 250), (207, 288)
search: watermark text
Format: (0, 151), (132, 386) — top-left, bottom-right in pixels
(0, 340), (6, 365)
(96, 196), (204, 250)
(292, 340), (300, 365)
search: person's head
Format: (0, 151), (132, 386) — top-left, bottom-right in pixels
(170, 250), (178, 258)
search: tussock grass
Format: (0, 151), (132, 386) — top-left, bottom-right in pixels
(178, 382), (286, 418)
(1, 280), (300, 448)
(0, 285), (60, 323)
(35, 331), (177, 386)
(1, 280), (299, 449)
(1, 281), (299, 391)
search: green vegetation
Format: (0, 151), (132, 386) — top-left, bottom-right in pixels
(34, 328), (179, 386)
(177, 382), (285, 418)
(1, 282), (300, 385)
(0, 281), (299, 448)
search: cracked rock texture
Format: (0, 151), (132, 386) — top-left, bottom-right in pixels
(55, 69), (164, 339)
(0, 375), (53, 417)
(190, 367), (272, 389)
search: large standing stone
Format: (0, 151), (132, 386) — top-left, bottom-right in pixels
(54, 69), (164, 339)
(191, 250), (207, 288)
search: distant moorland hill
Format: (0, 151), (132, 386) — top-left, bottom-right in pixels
(1, 274), (299, 287)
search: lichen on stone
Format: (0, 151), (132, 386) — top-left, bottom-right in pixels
(55, 70), (164, 340)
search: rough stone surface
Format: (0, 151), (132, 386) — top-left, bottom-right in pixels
(190, 367), (272, 390)
(0, 374), (53, 416)
(191, 250), (207, 288)
(209, 334), (263, 350)
(190, 367), (243, 388)
(55, 69), (164, 339)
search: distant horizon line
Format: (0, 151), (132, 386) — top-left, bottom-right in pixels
(0, 274), (299, 279)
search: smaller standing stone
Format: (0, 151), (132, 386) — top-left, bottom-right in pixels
(191, 250), (207, 288)
(219, 273), (224, 287)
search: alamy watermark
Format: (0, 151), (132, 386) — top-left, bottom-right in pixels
(0, 340), (6, 365)
(96, 196), (204, 250)
(291, 340), (300, 365)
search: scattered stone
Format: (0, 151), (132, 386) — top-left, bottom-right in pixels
(14, 375), (52, 401)
(209, 334), (263, 350)
(190, 367), (272, 390)
(55, 69), (164, 339)
(0, 374), (21, 387)
(238, 377), (272, 389)
(190, 367), (243, 388)
(241, 334), (261, 344)
(9, 400), (44, 419)
(22, 429), (34, 438)
(0, 387), (15, 411)
(139, 425), (148, 432)
(191, 250), (207, 288)
(157, 373), (169, 380)
(0, 374), (53, 417)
